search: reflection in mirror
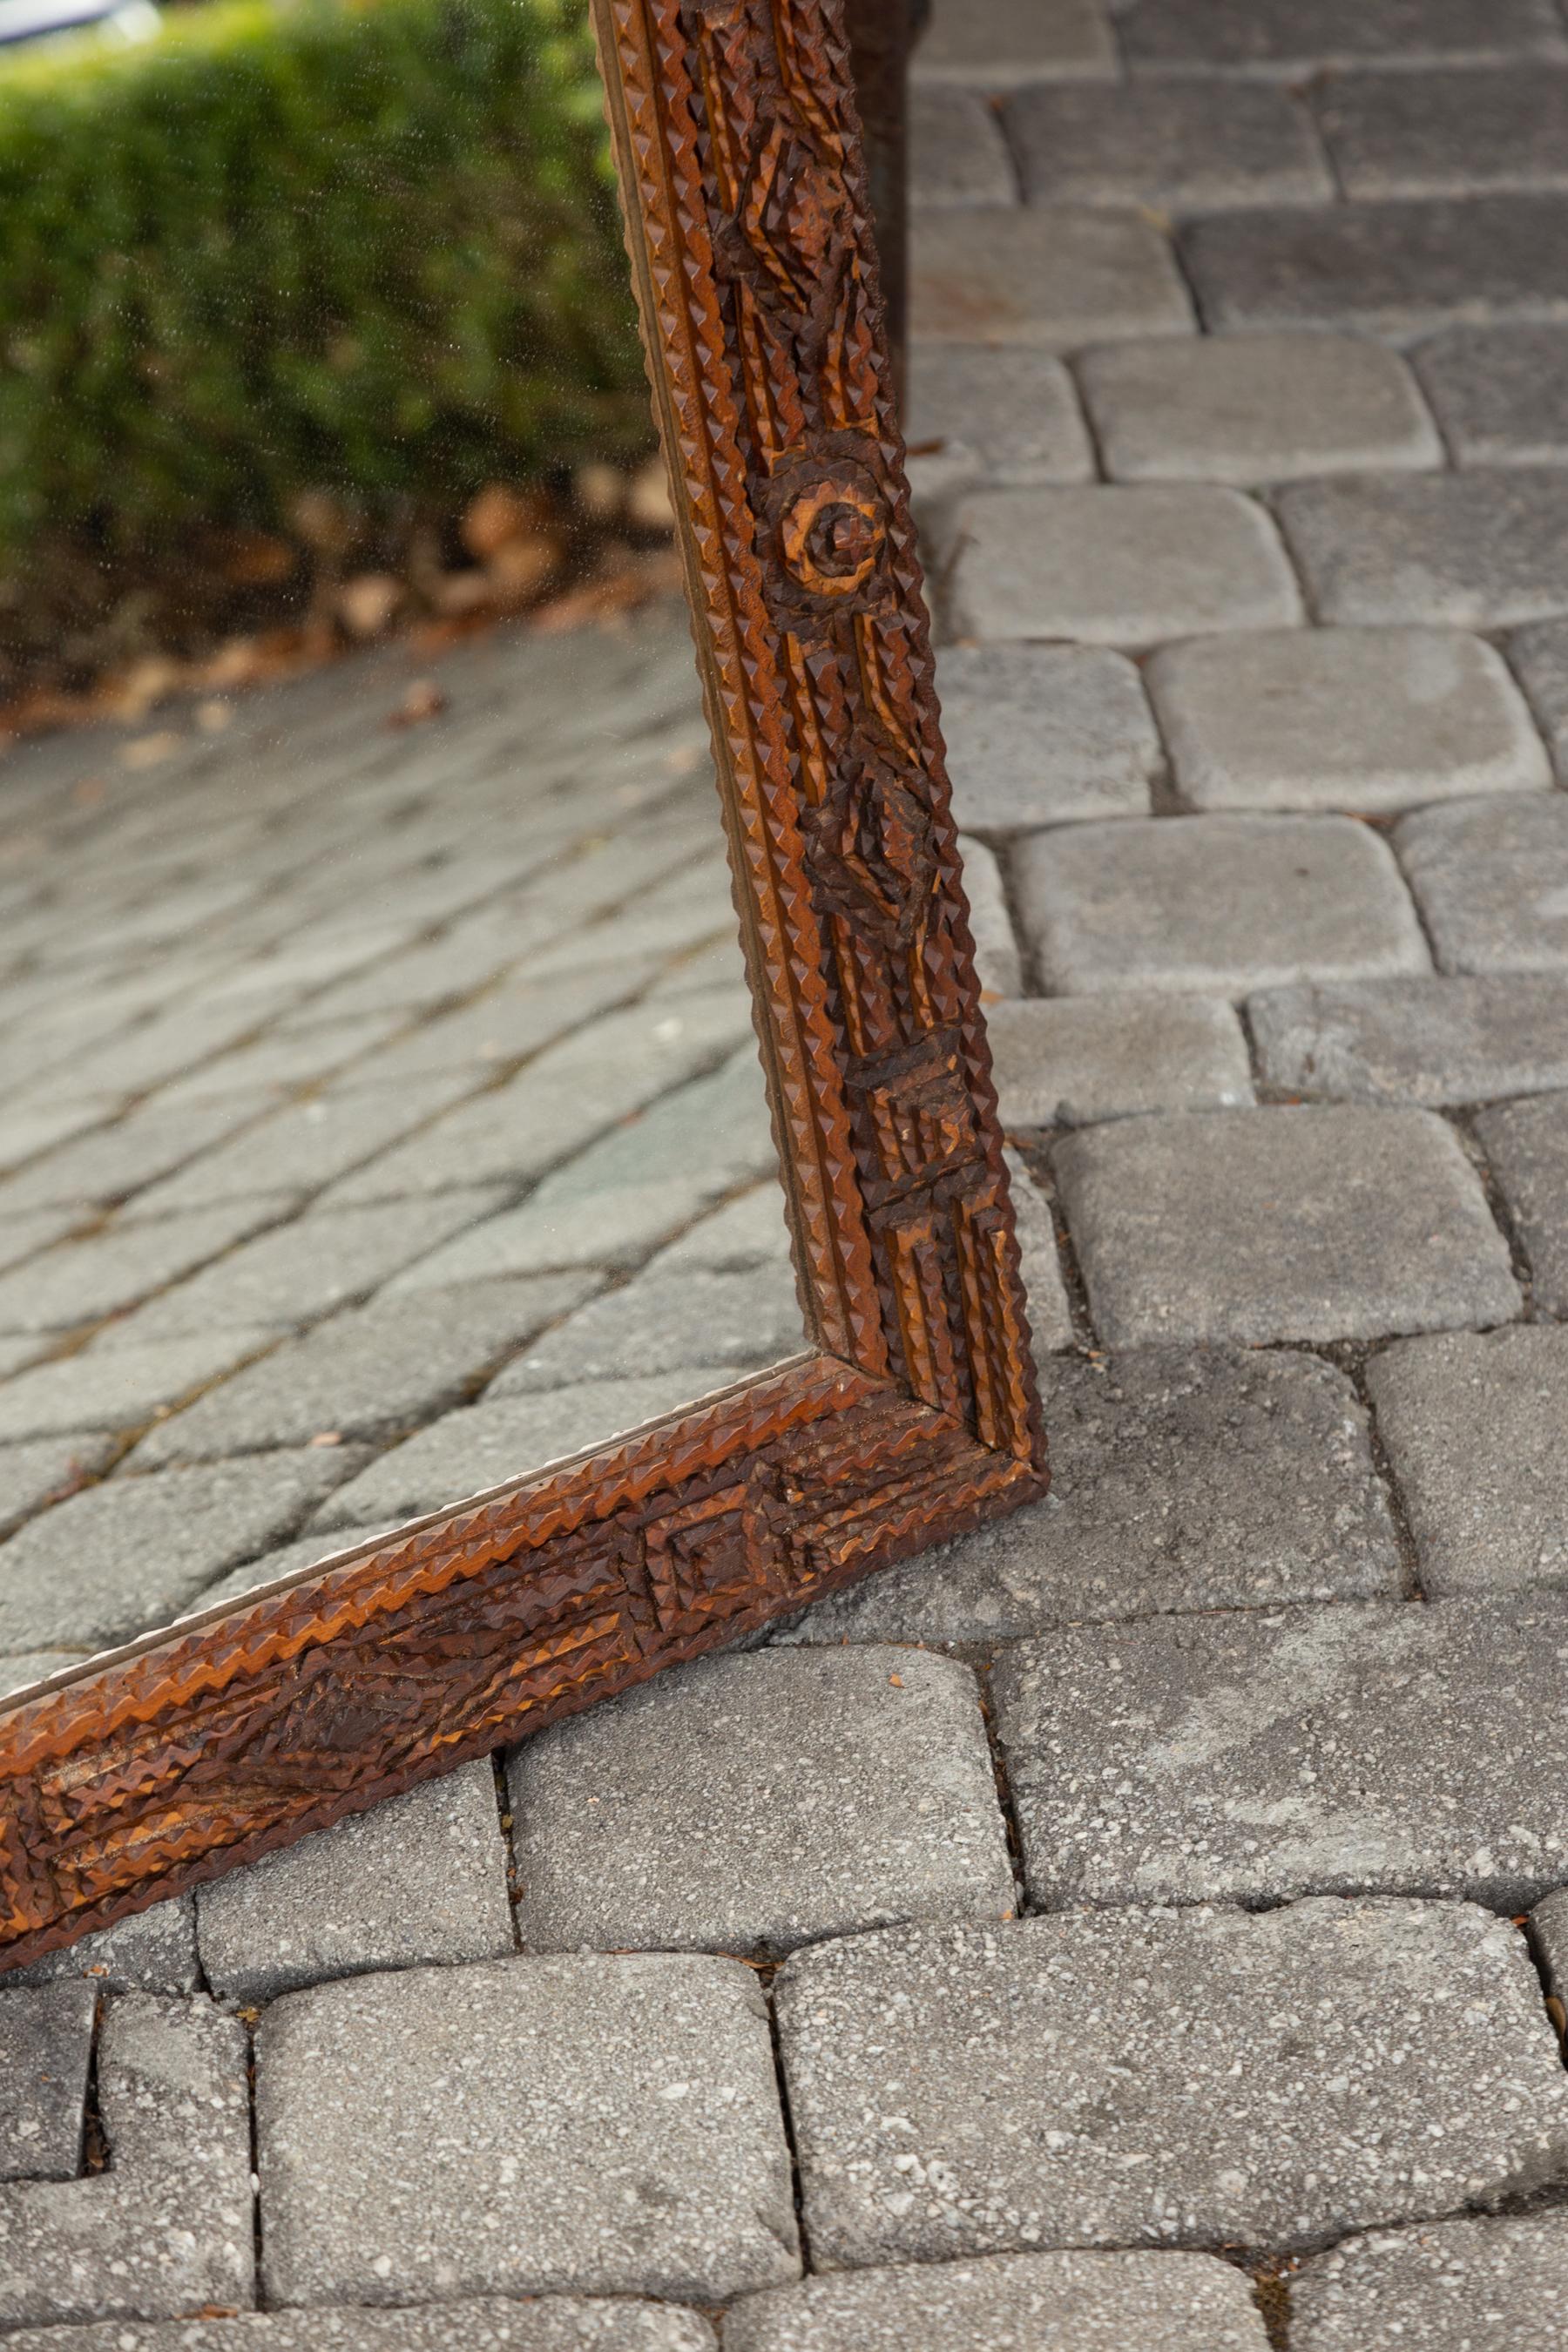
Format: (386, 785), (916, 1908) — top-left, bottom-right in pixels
(0, 0), (804, 1701)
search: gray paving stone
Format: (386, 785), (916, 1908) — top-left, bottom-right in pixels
(198, 1759), (514, 2003)
(910, 87), (1016, 209)
(1531, 1883), (1568, 2010)
(911, 209), (1193, 349)
(1321, 64), (1568, 202)
(1249, 975), (1568, 1107)
(312, 1371), (739, 1529)
(1416, 322), (1568, 467)
(2, 2308), (716, 2352)
(1183, 197), (1568, 341)
(125, 1073), (476, 1214)
(0, 1984), (94, 2180)
(1477, 1091), (1568, 1314)
(0, 1450), (359, 1654)
(772, 1346), (1401, 1645)
(0, 1431), (115, 1538)
(0, 1196), (291, 1335)
(1147, 628), (1548, 813)
(950, 485), (1301, 648)
(937, 645), (1158, 829)
(995, 1596), (1568, 1912)
(1293, 2213), (1568, 2352)
(904, 347), (1094, 496)
(1509, 617), (1568, 774)
(0, 1325), (277, 1445)
(3, 1896), (199, 1994)
(132, 1274), (597, 1465)
(1002, 1150), (1075, 1358)
(0, 1994), (253, 2328)
(1280, 471), (1568, 629)
(257, 1954), (798, 2304)
(913, 0), (1117, 87)
(1010, 81), (1330, 213)
(1015, 816), (1428, 998)
(510, 1647), (1012, 1959)
(987, 994), (1253, 1126)
(1368, 1327), (1568, 1593)
(1055, 1106), (1520, 1346)
(1396, 794), (1568, 976)
(1078, 335), (1441, 486)
(0, 1651), (81, 1694)
(490, 1266), (804, 1396)
(777, 1899), (1568, 2265)
(727, 2249), (1267, 2352)
(1119, 0), (1566, 74)
(954, 835), (1023, 1002)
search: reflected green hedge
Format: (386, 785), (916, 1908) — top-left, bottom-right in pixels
(0, 0), (650, 672)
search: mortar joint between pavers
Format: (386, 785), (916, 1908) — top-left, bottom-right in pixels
(1441, 1103), (1540, 1314)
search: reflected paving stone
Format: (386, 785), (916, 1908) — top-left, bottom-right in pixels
(124, 1073), (477, 1216)
(1055, 1107), (1520, 1346)
(1319, 64), (1568, 201)
(937, 645), (1158, 829)
(1293, 2213), (1568, 2349)
(1416, 322), (1568, 463)
(726, 2248), (1268, 2352)
(0, 1431), (115, 1539)
(904, 348), (1094, 493)
(1015, 816), (1427, 998)
(0, 1450), (361, 1654)
(1003, 1150), (1074, 1357)
(1476, 1092), (1568, 1315)
(490, 1266), (804, 1394)
(1279, 472), (1568, 629)
(0, 1097), (267, 1214)
(0, 1985), (94, 2180)
(1118, 0), (1566, 74)
(1395, 795), (1568, 975)
(1147, 629), (1546, 813)
(987, 995), (1253, 1126)
(772, 1347), (1401, 1645)
(312, 1371), (739, 1529)
(1248, 975), (1568, 1107)
(1511, 616), (1568, 774)
(131, 1274), (598, 1465)
(0, 1325), (278, 1446)
(257, 1955), (798, 2305)
(777, 1900), (1568, 2264)
(647, 1185), (791, 1274)
(956, 836), (1024, 1002)
(0, 1195), (291, 1335)
(913, 0), (1117, 87)
(1182, 197), (1568, 340)
(198, 1760), (514, 2004)
(2, 2307), (717, 2352)
(509, 1647), (1013, 1959)
(1078, 335), (1439, 486)
(1009, 80), (1330, 213)
(950, 486), (1301, 648)
(3, 1897), (199, 1996)
(910, 87), (1016, 209)
(911, 210), (1193, 348)
(0, 1995), (253, 2329)
(1367, 1328), (1568, 1594)
(993, 1597), (1568, 1911)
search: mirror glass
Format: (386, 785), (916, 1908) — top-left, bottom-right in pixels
(0, 0), (806, 1696)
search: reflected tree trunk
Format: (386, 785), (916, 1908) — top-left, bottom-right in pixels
(843, 0), (919, 404)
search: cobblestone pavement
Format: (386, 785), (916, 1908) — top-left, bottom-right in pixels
(6, 0), (1568, 2343)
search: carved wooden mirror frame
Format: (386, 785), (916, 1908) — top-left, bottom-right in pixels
(0, 0), (1045, 1974)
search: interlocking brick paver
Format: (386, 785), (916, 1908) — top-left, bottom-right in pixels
(1009, 81), (1330, 213)
(1294, 2214), (1568, 2352)
(954, 835), (1024, 1002)
(779, 1900), (1568, 2263)
(995, 1597), (1568, 1911)
(1476, 1092), (1568, 1314)
(1279, 471), (1568, 629)
(4, 1897), (199, 1995)
(0, 1196), (290, 1335)
(1015, 816), (1428, 997)
(911, 209), (1193, 348)
(950, 485), (1301, 648)
(1249, 975), (1568, 1108)
(1367, 1327), (1568, 1593)
(198, 1759), (514, 2003)
(132, 1274), (596, 1465)
(0, 1326), (277, 1445)
(914, 0), (1116, 86)
(1509, 617), (1568, 774)
(986, 994), (1253, 1126)
(1119, 0), (1566, 74)
(1149, 628), (1547, 814)
(257, 1956), (798, 2305)
(509, 1647), (1012, 1958)
(773, 1347), (1401, 1644)
(1183, 197), (1568, 340)
(937, 645), (1158, 829)
(0, 1996), (253, 2328)
(4, 2307), (717, 2352)
(1416, 322), (1568, 466)
(0, 1431), (115, 1538)
(726, 2249), (1269, 2352)
(0, 1986), (94, 2180)
(904, 348), (1094, 494)
(1078, 335), (1440, 486)
(1320, 64), (1568, 201)
(1056, 1106), (1520, 1345)
(910, 87), (1015, 209)
(0, 1450), (360, 1654)
(490, 1265), (803, 1395)
(1396, 795), (1568, 975)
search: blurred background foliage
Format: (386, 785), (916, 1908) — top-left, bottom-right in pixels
(0, 0), (658, 694)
